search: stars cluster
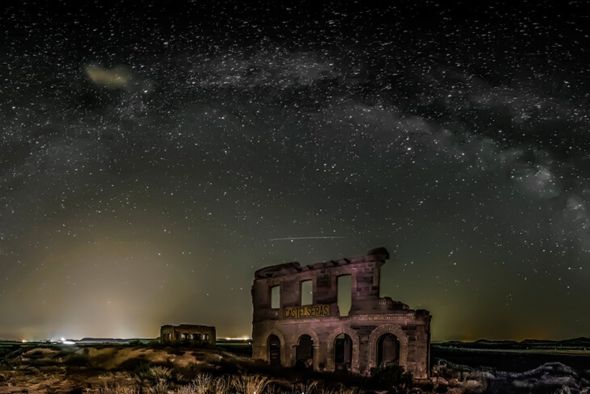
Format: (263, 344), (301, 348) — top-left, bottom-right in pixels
(0, 1), (589, 341)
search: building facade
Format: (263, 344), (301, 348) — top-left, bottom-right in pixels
(160, 324), (216, 346)
(251, 247), (431, 379)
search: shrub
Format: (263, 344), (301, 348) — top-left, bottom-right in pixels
(371, 364), (413, 391)
(181, 373), (214, 394)
(98, 384), (140, 394)
(321, 388), (357, 394)
(148, 381), (169, 394)
(170, 347), (186, 356)
(120, 357), (151, 372)
(294, 380), (319, 394)
(64, 353), (91, 367)
(214, 375), (231, 393)
(174, 375), (230, 394)
(151, 366), (173, 381)
(231, 374), (271, 394)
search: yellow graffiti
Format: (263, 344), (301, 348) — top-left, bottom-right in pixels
(283, 304), (330, 319)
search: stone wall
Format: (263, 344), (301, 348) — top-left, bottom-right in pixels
(251, 248), (431, 379)
(160, 324), (216, 346)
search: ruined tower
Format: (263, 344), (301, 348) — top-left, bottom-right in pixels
(251, 247), (431, 379)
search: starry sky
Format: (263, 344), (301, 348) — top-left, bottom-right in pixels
(1, 1), (590, 342)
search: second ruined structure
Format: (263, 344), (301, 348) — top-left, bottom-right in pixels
(160, 324), (216, 346)
(251, 247), (431, 379)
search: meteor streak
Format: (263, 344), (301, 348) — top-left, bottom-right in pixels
(268, 236), (347, 241)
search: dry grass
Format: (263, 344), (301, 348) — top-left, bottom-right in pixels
(70, 374), (361, 394)
(288, 381), (360, 394)
(2, 345), (364, 394)
(294, 380), (320, 394)
(192, 372), (213, 393)
(231, 374), (271, 394)
(148, 381), (170, 394)
(97, 384), (140, 394)
(149, 366), (173, 381)
(323, 385), (360, 394)
(176, 373), (214, 394)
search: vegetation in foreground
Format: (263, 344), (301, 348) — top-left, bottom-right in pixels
(4, 343), (588, 393)
(0, 344), (432, 393)
(95, 371), (362, 394)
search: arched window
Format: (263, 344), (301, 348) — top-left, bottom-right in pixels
(377, 333), (400, 366)
(334, 333), (353, 371)
(267, 334), (281, 366)
(295, 334), (314, 368)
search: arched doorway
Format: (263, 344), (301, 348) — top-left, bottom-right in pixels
(267, 335), (281, 366)
(377, 333), (400, 366)
(295, 334), (314, 368)
(334, 333), (353, 371)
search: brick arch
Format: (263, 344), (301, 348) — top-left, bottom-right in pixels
(260, 328), (288, 367)
(326, 327), (360, 373)
(291, 329), (321, 370)
(367, 324), (409, 371)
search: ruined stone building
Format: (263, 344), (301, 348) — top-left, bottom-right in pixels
(251, 247), (431, 379)
(160, 324), (216, 346)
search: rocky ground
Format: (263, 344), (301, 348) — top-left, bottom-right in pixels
(431, 359), (590, 393)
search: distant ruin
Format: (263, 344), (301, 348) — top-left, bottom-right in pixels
(251, 247), (431, 379)
(160, 324), (216, 346)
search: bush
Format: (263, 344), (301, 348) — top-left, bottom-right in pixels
(175, 373), (223, 394)
(64, 353), (91, 367)
(370, 364), (413, 391)
(149, 366), (173, 381)
(231, 374), (271, 394)
(118, 357), (151, 372)
(98, 385), (140, 394)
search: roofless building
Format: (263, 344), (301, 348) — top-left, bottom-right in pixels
(251, 247), (431, 379)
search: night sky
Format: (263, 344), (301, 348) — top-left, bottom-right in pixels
(1, 1), (590, 342)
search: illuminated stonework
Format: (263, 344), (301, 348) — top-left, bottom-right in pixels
(160, 324), (216, 346)
(251, 247), (431, 379)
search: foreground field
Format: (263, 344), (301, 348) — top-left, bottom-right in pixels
(0, 344), (387, 393)
(1, 343), (590, 393)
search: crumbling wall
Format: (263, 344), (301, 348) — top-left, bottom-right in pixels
(251, 248), (431, 379)
(160, 324), (216, 346)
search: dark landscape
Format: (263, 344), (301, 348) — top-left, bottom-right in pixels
(1, 339), (590, 393)
(2, 1), (590, 393)
(432, 338), (590, 371)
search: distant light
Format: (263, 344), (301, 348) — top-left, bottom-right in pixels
(60, 337), (75, 345)
(21, 339), (27, 343)
(223, 336), (252, 341)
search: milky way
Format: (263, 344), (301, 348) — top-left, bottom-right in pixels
(1, 2), (589, 341)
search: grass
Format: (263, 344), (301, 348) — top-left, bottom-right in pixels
(96, 378), (361, 394)
(92, 370), (365, 394)
(231, 374), (271, 394)
(0, 344), (385, 393)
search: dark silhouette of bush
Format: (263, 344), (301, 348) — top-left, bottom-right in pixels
(64, 353), (90, 367)
(419, 381), (435, 392)
(118, 356), (151, 372)
(370, 364), (413, 391)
